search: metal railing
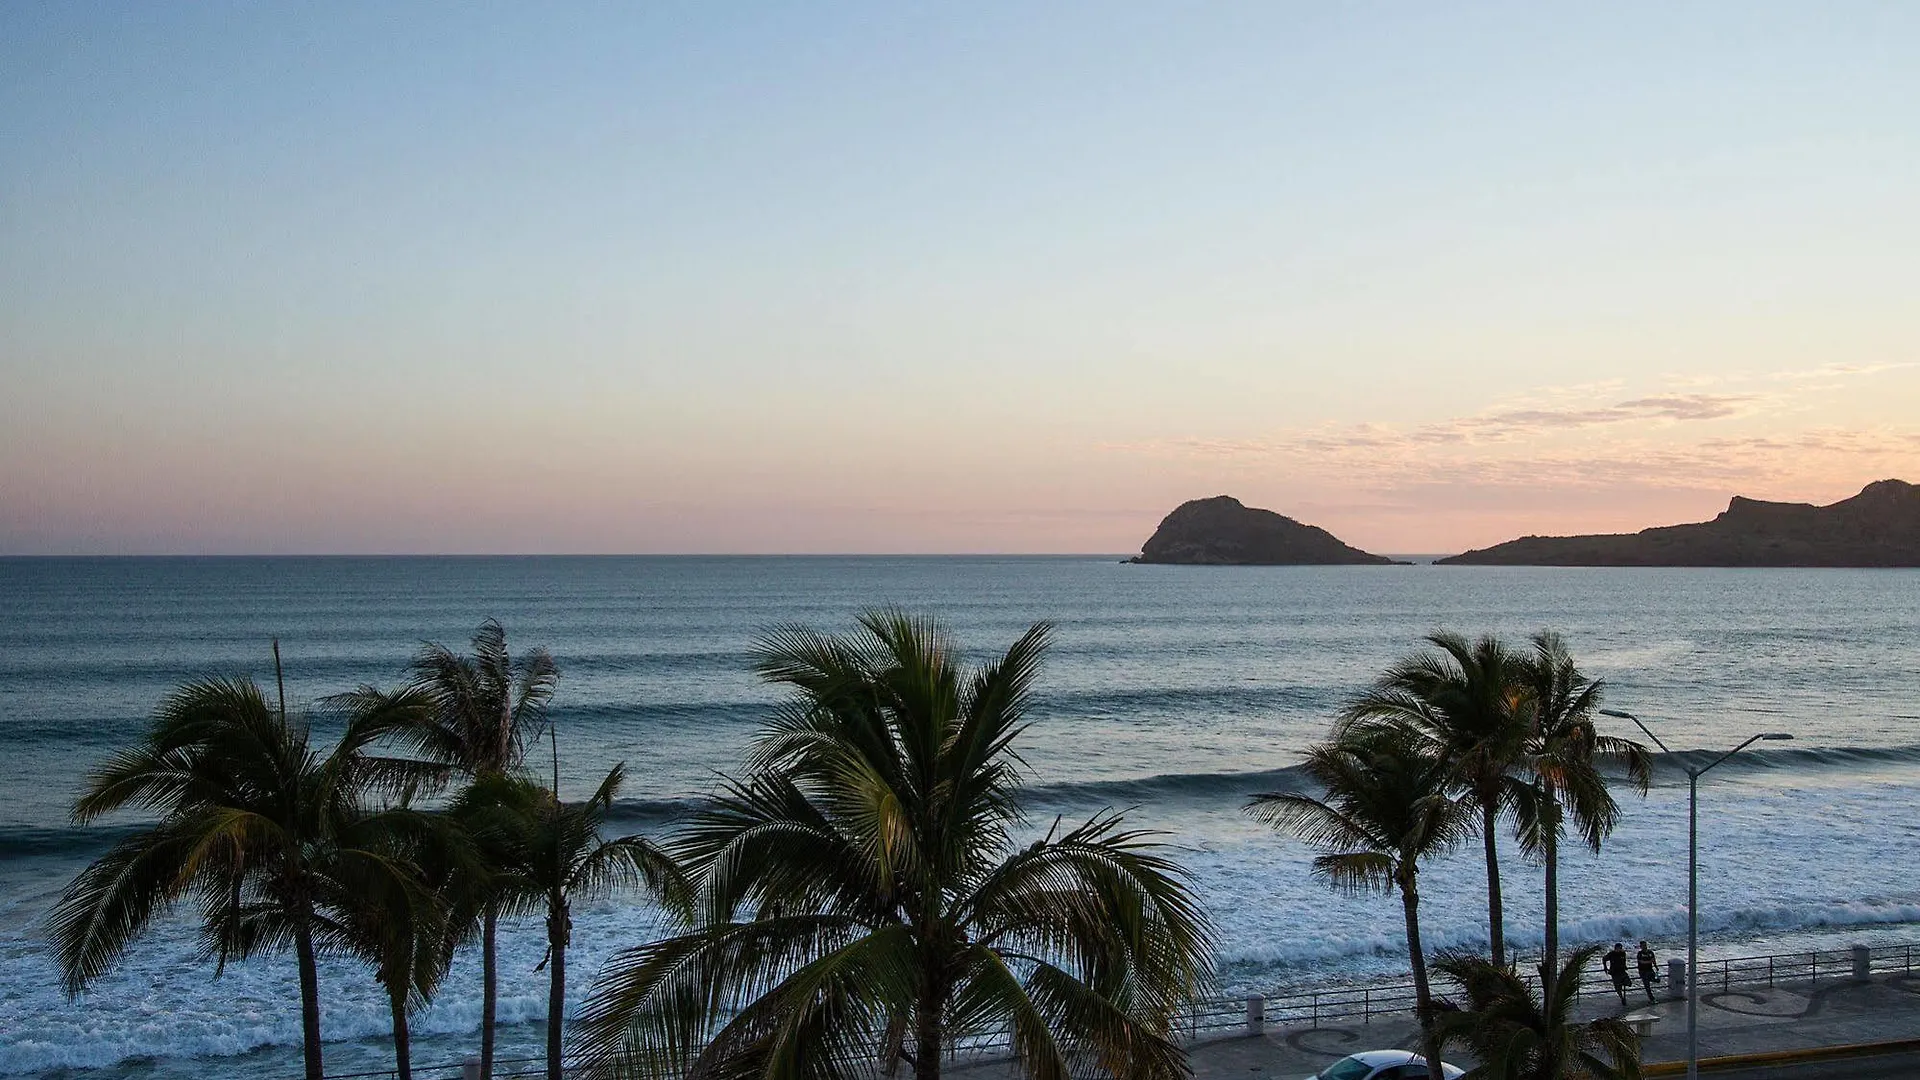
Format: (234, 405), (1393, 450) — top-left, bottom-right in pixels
(321, 938), (1920, 1078)
(1690, 947), (1841, 993)
(1684, 943), (1918, 994)
(1869, 942), (1919, 976)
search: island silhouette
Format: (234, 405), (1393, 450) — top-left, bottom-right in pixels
(1131, 480), (1920, 567)
(1129, 496), (1396, 564)
(1437, 479), (1920, 566)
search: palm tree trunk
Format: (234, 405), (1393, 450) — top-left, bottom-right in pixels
(913, 970), (945, 1080)
(389, 983), (413, 1080)
(1541, 782), (1560, 1006)
(481, 906), (498, 1080)
(547, 892), (566, 1080)
(1399, 870), (1444, 1080)
(294, 912), (325, 1080)
(1480, 797), (1505, 966)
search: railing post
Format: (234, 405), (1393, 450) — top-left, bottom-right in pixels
(463, 1058), (481, 1080)
(1811, 952), (1818, 984)
(1666, 957), (1686, 1002)
(1312, 992), (1319, 1029)
(1768, 955), (1774, 988)
(1853, 944), (1872, 982)
(1246, 995), (1265, 1037)
(1363, 987), (1370, 1022)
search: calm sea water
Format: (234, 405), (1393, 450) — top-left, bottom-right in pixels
(4, 556), (1919, 1077)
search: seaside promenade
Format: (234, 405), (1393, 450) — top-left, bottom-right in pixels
(350, 955), (1920, 1079)
(945, 943), (1920, 1079)
(325, 970), (1920, 1080)
(1159, 971), (1920, 1078)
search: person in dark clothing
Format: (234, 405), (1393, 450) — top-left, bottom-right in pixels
(1604, 942), (1632, 1006)
(1637, 941), (1660, 1003)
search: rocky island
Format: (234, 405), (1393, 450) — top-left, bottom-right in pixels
(1438, 479), (1920, 566)
(1129, 495), (1396, 565)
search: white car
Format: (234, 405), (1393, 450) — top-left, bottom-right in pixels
(1307, 1050), (1466, 1080)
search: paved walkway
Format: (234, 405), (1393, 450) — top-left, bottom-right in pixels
(952, 971), (1920, 1077)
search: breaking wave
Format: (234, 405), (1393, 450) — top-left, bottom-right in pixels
(12, 744), (1920, 862)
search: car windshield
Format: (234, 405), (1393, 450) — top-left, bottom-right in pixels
(1319, 1057), (1380, 1080)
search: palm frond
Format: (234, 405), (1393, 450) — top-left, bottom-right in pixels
(1018, 959), (1190, 1080)
(571, 834), (691, 913)
(1310, 851), (1397, 895)
(1245, 792), (1382, 853)
(950, 946), (1072, 1080)
(675, 773), (882, 926)
(570, 915), (875, 1079)
(47, 821), (202, 992)
(964, 810), (1215, 1016)
(72, 676), (278, 822)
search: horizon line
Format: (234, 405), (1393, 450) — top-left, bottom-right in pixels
(0, 551), (1460, 560)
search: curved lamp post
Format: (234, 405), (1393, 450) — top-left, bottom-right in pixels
(1599, 708), (1792, 1080)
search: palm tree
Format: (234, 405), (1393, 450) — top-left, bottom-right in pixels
(456, 764), (686, 1080)
(1247, 728), (1474, 1080)
(1515, 633), (1651, 1003)
(572, 611), (1215, 1080)
(329, 812), (466, 1080)
(48, 653), (436, 1080)
(382, 619), (559, 1079)
(1340, 632), (1533, 965)
(1429, 946), (1642, 1080)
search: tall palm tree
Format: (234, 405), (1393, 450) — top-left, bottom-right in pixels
(1515, 633), (1650, 1003)
(1429, 946), (1642, 1080)
(48, 657), (435, 1080)
(572, 612), (1215, 1080)
(1340, 632), (1533, 965)
(1247, 729), (1474, 1080)
(456, 764), (686, 1080)
(382, 619), (559, 1079)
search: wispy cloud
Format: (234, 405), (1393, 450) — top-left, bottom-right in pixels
(1115, 424), (1918, 487)
(1761, 361), (1917, 382)
(1104, 365), (1919, 503)
(1110, 389), (1761, 461)
(1669, 361), (1916, 388)
(1452, 392), (1755, 436)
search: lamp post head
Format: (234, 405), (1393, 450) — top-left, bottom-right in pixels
(1598, 707), (1672, 753)
(1760, 733), (1794, 741)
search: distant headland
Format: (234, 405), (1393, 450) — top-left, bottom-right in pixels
(1438, 479), (1920, 567)
(1128, 496), (1398, 565)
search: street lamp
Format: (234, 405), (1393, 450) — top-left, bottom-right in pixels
(1599, 708), (1792, 1080)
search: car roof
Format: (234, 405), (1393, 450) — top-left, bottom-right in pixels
(1345, 1051), (1420, 1067)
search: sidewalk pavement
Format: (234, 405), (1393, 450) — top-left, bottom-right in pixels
(952, 970), (1920, 1078)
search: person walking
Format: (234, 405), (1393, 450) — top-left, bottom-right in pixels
(1604, 942), (1632, 1006)
(1636, 940), (1660, 1003)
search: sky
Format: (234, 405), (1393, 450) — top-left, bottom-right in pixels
(3, 3), (1917, 555)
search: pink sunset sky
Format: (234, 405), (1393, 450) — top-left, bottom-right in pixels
(4, 5), (1917, 555)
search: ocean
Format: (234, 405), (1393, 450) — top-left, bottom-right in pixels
(3, 556), (1919, 1078)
